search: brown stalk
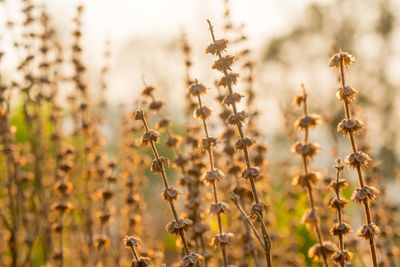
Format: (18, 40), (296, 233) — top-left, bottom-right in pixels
(206, 19), (272, 267)
(300, 85), (329, 267)
(191, 80), (230, 266)
(135, 111), (197, 263)
(336, 52), (379, 267)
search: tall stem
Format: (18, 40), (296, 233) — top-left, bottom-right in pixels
(338, 55), (378, 267)
(206, 20), (272, 267)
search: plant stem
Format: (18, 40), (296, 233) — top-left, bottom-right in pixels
(338, 55), (378, 267)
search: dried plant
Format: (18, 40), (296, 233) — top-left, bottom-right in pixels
(328, 158), (353, 266)
(189, 80), (233, 266)
(291, 84), (336, 266)
(206, 19), (272, 266)
(124, 236), (151, 267)
(0, 2), (398, 267)
(134, 109), (203, 267)
(329, 50), (380, 267)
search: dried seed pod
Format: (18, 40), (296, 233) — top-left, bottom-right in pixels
(357, 223), (380, 240)
(179, 252), (204, 267)
(337, 119), (364, 135)
(188, 82), (207, 96)
(294, 114), (321, 129)
(134, 110), (145, 120)
(94, 234), (110, 248)
(141, 85), (156, 97)
(250, 202), (267, 221)
(157, 118), (171, 129)
(345, 151), (371, 169)
(141, 130), (160, 145)
(200, 136), (217, 150)
(301, 209), (319, 226)
(331, 250), (353, 265)
(149, 100), (164, 112)
(194, 105), (212, 120)
(241, 166), (260, 180)
(124, 236), (141, 248)
(308, 241), (338, 261)
(336, 86), (359, 103)
(226, 110), (247, 125)
(203, 169), (224, 183)
(165, 135), (181, 148)
(235, 137), (255, 150)
(166, 218), (193, 235)
(222, 92), (244, 105)
(151, 157), (170, 173)
(328, 179), (348, 191)
(328, 198), (349, 210)
(212, 55), (234, 72)
(205, 39), (228, 55)
(330, 223), (352, 236)
(209, 202), (229, 215)
(51, 201), (73, 214)
(131, 257), (151, 267)
(161, 187), (181, 201)
(292, 171), (321, 187)
(351, 186), (379, 203)
(211, 233), (234, 247)
(329, 51), (355, 69)
(218, 72), (239, 87)
(290, 141), (321, 158)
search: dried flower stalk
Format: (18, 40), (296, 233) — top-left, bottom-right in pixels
(291, 84), (336, 266)
(189, 80), (232, 266)
(329, 158), (353, 266)
(329, 50), (380, 267)
(206, 19), (272, 267)
(134, 109), (203, 267)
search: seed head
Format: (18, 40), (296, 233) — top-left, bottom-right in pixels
(166, 218), (193, 235)
(205, 39), (228, 55)
(336, 86), (359, 103)
(345, 151), (371, 169)
(331, 250), (353, 264)
(337, 119), (364, 135)
(209, 202), (229, 215)
(212, 55), (234, 72)
(308, 241), (337, 261)
(194, 105), (212, 120)
(179, 252), (203, 267)
(329, 51), (355, 70)
(351, 185), (379, 203)
(330, 222), (352, 236)
(188, 82), (207, 96)
(218, 72), (239, 87)
(211, 233), (234, 247)
(141, 130), (160, 145)
(357, 223), (380, 240)
(150, 157), (170, 173)
(241, 166), (260, 180)
(295, 114), (321, 130)
(301, 209), (319, 226)
(161, 187), (181, 201)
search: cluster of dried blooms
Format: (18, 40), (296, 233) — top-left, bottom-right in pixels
(1, 1), (399, 267)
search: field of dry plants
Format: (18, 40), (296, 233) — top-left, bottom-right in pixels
(0, 0), (399, 266)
